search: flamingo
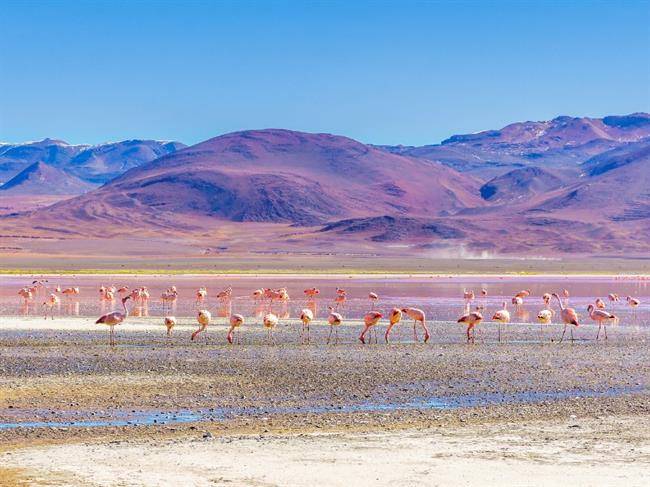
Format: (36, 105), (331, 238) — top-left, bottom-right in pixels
(96, 296), (131, 346)
(117, 286), (129, 297)
(227, 314), (244, 344)
(458, 305), (483, 344)
(304, 287), (320, 299)
(196, 287), (207, 304)
(299, 308), (314, 343)
(216, 286), (232, 302)
(326, 306), (343, 344)
(368, 292), (379, 309)
(512, 296), (523, 307)
(401, 307), (430, 343)
(104, 290), (115, 302)
(18, 288), (33, 303)
(164, 316), (176, 337)
(42, 293), (59, 319)
(99, 285), (106, 300)
(333, 293), (346, 310)
(61, 287), (80, 300)
(359, 311), (383, 344)
(262, 313), (279, 343)
(463, 289), (475, 301)
(384, 307), (403, 343)
(191, 310), (212, 341)
(542, 293), (552, 306)
(515, 289), (531, 299)
(587, 304), (617, 341)
(492, 301), (510, 343)
(536, 308), (553, 342)
(608, 293), (619, 305)
(553, 293), (580, 343)
(252, 289), (264, 301)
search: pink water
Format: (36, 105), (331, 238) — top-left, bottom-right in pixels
(2, 275), (648, 325)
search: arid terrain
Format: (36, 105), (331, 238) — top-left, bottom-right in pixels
(1, 114), (649, 261)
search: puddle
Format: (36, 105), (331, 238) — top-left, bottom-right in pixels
(0, 386), (643, 430)
(0, 410), (206, 430)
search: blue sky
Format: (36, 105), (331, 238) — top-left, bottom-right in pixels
(1, 0), (649, 146)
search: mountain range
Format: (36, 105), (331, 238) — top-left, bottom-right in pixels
(1, 113), (648, 256)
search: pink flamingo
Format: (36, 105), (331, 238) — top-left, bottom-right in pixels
(384, 307), (403, 343)
(626, 296), (640, 319)
(42, 293), (60, 320)
(327, 307), (343, 344)
(492, 301), (510, 343)
(191, 310), (212, 342)
(401, 307), (430, 343)
(96, 296), (131, 346)
(164, 316), (176, 337)
(587, 304), (617, 341)
(458, 305), (483, 344)
(263, 313), (279, 343)
(359, 311), (383, 344)
(227, 314), (245, 344)
(299, 308), (314, 343)
(304, 287), (320, 299)
(553, 293), (580, 343)
(368, 292), (379, 309)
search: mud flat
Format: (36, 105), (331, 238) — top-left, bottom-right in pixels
(1, 316), (648, 485)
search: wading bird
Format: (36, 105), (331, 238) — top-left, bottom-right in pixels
(227, 314), (244, 344)
(304, 287), (320, 299)
(401, 307), (430, 343)
(299, 308), (314, 343)
(164, 316), (176, 337)
(463, 289), (475, 301)
(96, 296), (131, 346)
(196, 287), (207, 304)
(326, 306), (343, 344)
(587, 304), (617, 341)
(263, 313), (279, 343)
(553, 293), (580, 343)
(595, 298), (606, 309)
(368, 292), (379, 309)
(492, 301), (510, 343)
(384, 307), (403, 343)
(191, 310), (211, 341)
(359, 311), (383, 344)
(42, 293), (60, 319)
(458, 305), (483, 344)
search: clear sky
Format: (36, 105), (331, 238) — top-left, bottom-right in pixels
(1, 0), (649, 146)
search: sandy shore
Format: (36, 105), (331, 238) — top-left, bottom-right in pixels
(3, 413), (649, 486)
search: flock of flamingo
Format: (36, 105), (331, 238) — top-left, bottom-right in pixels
(15, 280), (642, 347)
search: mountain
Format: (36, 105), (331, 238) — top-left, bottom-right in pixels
(479, 167), (564, 203)
(378, 113), (650, 180)
(66, 140), (187, 183)
(0, 138), (186, 184)
(33, 129), (482, 229)
(0, 161), (96, 195)
(529, 138), (650, 222)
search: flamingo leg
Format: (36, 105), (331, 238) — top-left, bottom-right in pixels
(570, 328), (574, 344)
(335, 328), (339, 344)
(596, 324), (601, 340)
(498, 323), (502, 343)
(421, 320), (430, 344)
(559, 325), (567, 343)
(604, 326), (608, 340)
(413, 321), (418, 342)
(327, 327), (333, 344)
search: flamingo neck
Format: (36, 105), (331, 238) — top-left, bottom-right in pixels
(554, 294), (565, 310)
